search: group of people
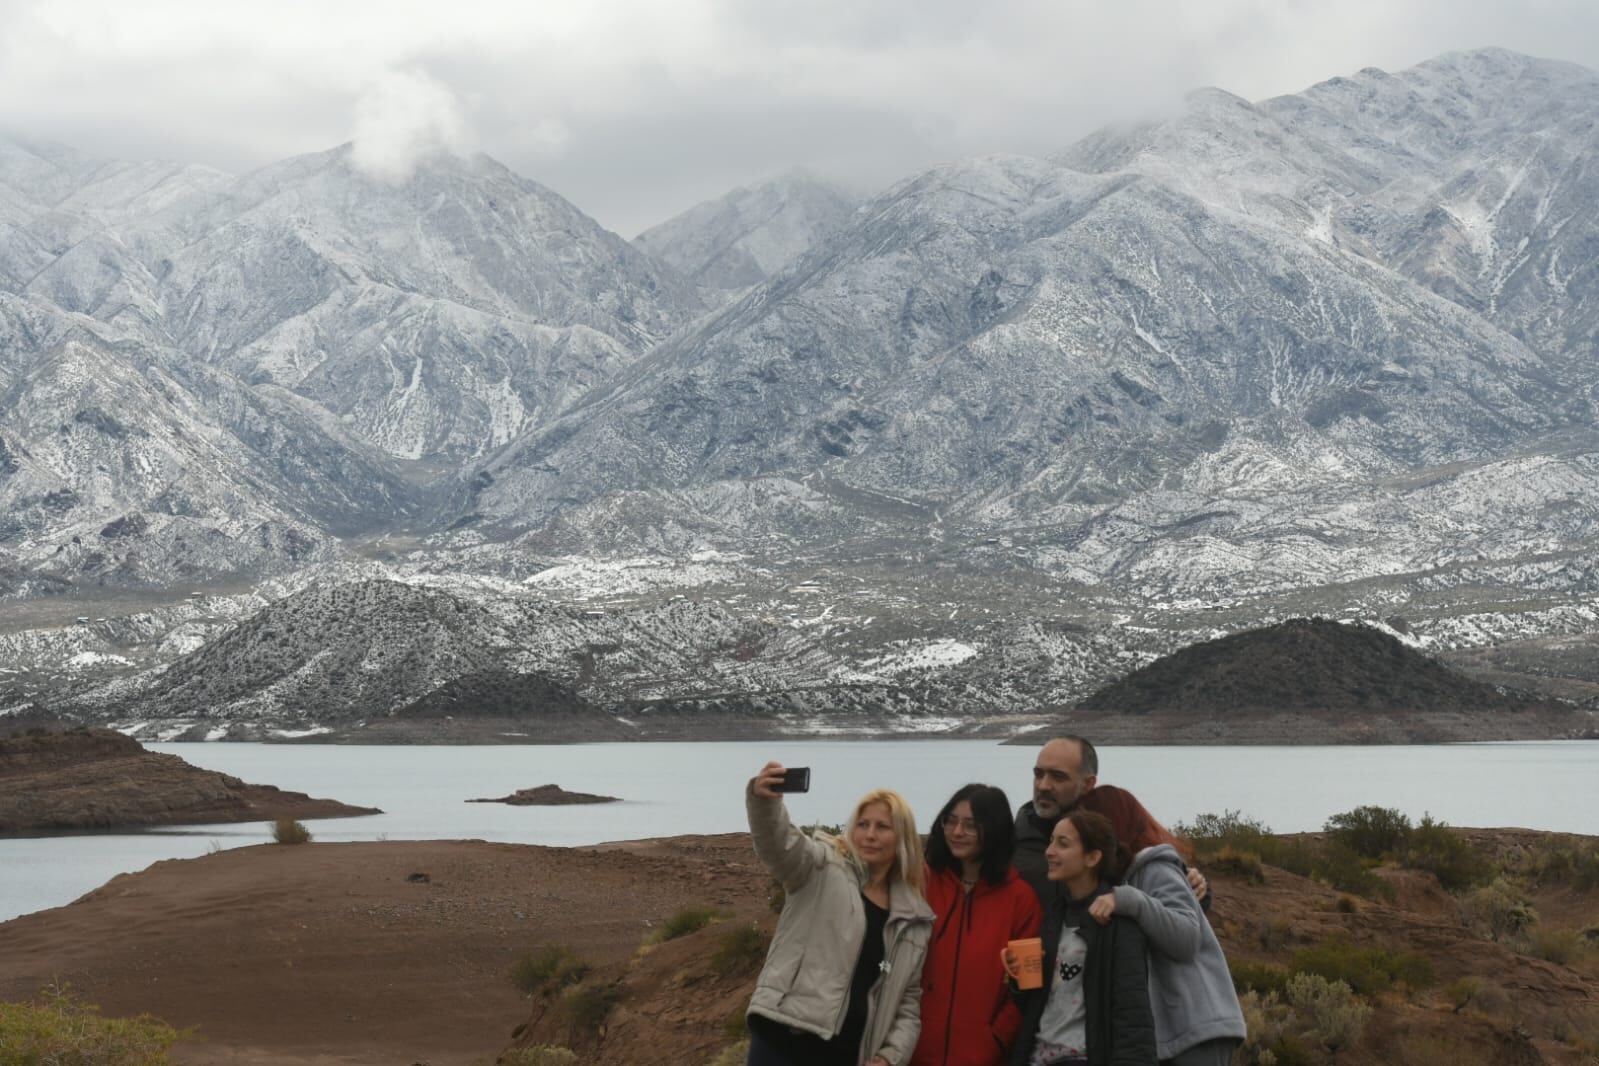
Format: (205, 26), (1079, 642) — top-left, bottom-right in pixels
(743, 736), (1246, 1066)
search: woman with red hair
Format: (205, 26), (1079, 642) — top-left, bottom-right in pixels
(1075, 787), (1245, 1066)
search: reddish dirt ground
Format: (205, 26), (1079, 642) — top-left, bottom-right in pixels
(0, 835), (768, 1065)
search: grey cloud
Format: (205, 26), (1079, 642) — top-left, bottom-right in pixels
(2, 0), (1598, 236)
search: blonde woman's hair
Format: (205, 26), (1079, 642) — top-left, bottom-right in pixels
(831, 788), (925, 895)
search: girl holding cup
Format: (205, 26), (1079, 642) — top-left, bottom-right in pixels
(1006, 810), (1157, 1066)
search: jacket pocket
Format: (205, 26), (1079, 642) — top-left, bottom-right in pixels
(760, 945), (806, 995)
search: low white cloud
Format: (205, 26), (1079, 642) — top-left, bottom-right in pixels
(350, 69), (468, 181)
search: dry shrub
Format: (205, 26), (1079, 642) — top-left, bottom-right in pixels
(1524, 926), (1599, 976)
(0, 983), (190, 1065)
(1232, 960), (1292, 998)
(1445, 976), (1483, 1013)
(1286, 972), (1371, 1055)
(1462, 879), (1538, 941)
(270, 817), (311, 844)
(558, 983), (618, 1036)
(1234, 989), (1315, 1066)
(643, 906), (727, 949)
(1212, 846), (1266, 883)
(1255, 917), (1294, 951)
(1334, 894), (1360, 914)
(510, 945), (589, 996)
(712, 923), (768, 976)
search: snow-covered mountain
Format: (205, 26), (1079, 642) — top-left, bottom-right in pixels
(5, 49), (1599, 737)
(634, 169), (858, 295)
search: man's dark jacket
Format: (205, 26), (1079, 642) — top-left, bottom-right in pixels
(1013, 801), (1055, 905)
(1009, 882), (1158, 1066)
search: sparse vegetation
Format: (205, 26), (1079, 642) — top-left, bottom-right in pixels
(503, 1047), (580, 1066)
(1178, 810), (1393, 900)
(269, 817), (311, 844)
(643, 906), (727, 948)
(711, 923), (768, 976)
(706, 1040), (750, 1066)
(1231, 959), (1292, 998)
(510, 945), (590, 997)
(1403, 815), (1494, 891)
(1289, 935), (1434, 996)
(558, 983), (618, 1036)
(0, 983), (190, 1065)
(1286, 973), (1371, 1055)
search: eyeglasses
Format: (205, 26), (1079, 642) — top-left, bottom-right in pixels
(941, 814), (980, 834)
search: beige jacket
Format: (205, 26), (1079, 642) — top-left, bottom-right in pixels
(745, 785), (934, 1066)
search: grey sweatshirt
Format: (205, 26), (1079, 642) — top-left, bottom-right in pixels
(1111, 844), (1245, 1060)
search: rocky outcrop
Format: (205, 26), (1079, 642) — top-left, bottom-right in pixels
(0, 727), (379, 834)
(467, 784), (619, 805)
(1055, 618), (1595, 743)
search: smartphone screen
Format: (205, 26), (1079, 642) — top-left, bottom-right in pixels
(776, 767), (811, 793)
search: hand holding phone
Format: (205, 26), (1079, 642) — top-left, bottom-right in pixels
(775, 766), (811, 793)
(753, 762), (811, 797)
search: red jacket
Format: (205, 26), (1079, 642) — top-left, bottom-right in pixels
(911, 864), (1043, 1066)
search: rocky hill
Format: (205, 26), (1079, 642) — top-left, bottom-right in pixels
(1064, 617), (1591, 742)
(0, 727), (377, 833)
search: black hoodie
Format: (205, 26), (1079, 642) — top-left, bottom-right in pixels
(1009, 882), (1158, 1066)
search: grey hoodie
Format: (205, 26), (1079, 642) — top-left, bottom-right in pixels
(1111, 844), (1246, 1060)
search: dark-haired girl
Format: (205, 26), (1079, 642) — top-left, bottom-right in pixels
(1008, 810), (1156, 1066)
(911, 784), (1043, 1066)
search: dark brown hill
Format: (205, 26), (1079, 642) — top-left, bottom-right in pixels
(0, 727), (379, 834)
(1058, 619), (1595, 743)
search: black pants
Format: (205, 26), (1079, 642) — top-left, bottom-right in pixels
(746, 1015), (855, 1066)
(1162, 1037), (1243, 1066)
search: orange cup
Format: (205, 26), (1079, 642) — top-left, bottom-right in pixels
(1004, 937), (1044, 990)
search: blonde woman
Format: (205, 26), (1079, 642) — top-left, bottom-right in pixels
(745, 761), (935, 1066)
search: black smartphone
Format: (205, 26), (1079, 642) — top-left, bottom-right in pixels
(775, 767), (811, 793)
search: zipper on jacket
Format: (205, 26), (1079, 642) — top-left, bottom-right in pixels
(859, 911), (921, 1063)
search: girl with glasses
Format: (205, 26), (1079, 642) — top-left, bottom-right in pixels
(911, 784), (1043, 1066)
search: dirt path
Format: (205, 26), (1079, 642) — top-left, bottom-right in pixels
(0, 836), (767, 1065)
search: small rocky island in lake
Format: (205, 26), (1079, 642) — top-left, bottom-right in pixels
(0, 727), (381, 834)
(468, 784), (620, 805)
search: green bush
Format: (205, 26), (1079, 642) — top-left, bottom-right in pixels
(1325, 806), (1412, 859)
(1403, 816), (1494, 891)
(1231, 959), (1291, 997)
(712, 923), (769, 976)
(1289, 935), (1434, 996)
(1176, 810), (1272, 853)
(1177, 810), (1393, 899)
(510, 945), (590, 996)
(270, 817), (311, 844)
(0, 984), (189, 1065)
(558, 983), (618, 1035)
(645, 906), (727, 947)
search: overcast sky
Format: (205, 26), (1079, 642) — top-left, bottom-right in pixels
(3, 0), (1598, 236)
